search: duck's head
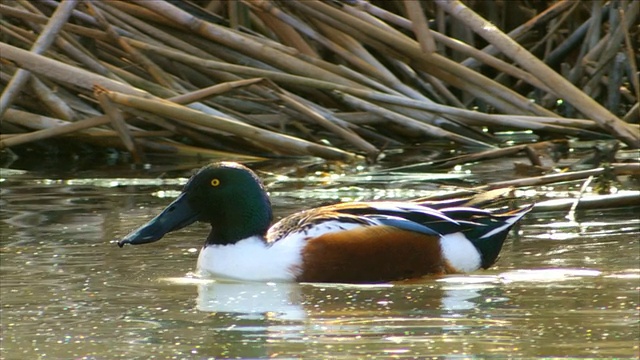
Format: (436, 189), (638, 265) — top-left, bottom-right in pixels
(118, 162), (272, 247)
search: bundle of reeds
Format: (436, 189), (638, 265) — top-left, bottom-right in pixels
(1, 0), (638, 164)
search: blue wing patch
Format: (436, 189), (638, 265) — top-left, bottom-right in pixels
(368, 215), (442, 236)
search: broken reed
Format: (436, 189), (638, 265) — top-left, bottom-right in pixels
(1, 0), (638, 164)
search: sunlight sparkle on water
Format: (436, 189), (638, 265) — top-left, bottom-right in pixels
(499, 268), (601, 283)
(153, 190), (181, 198)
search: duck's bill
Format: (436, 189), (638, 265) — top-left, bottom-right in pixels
(118, 193), (199, 247)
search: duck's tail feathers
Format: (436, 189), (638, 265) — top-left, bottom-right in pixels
(468, 204), (533, 269)
(479, 204), (533, 240)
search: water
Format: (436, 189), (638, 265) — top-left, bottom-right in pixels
(1, 161), (638, 359)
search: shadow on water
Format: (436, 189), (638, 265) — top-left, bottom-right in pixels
(1, 157), (638, 358)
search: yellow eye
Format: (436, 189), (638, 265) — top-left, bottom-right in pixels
(210, 178), (220, 187)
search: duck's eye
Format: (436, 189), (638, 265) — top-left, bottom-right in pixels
(210, 178), (221, 187)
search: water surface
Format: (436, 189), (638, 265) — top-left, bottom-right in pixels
(1, 160), (638, 359)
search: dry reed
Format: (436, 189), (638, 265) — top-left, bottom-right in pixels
(1, 0), (638, 166)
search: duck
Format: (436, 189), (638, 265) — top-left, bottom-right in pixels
(118, 162), (532, 283)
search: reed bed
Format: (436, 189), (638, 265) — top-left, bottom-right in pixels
(0, 0), (638, 168)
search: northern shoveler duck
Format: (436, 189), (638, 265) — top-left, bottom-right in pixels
(118, 162), (532, 283)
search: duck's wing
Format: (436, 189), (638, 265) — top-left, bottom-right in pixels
(266, 202), (471, 242)
(265, 204), (374, 243)
(328, 202), (492, 235)
(266, 201), (531, 244)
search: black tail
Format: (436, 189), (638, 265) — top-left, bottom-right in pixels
(465, 205), (533, 269)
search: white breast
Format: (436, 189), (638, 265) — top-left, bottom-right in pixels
(196, 236), (305, 282)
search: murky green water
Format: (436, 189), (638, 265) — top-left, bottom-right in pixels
(1, 160), (638, 359)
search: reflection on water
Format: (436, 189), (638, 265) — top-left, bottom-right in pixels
(1, 167), (639, 359)
(191, 279), (308, 321)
